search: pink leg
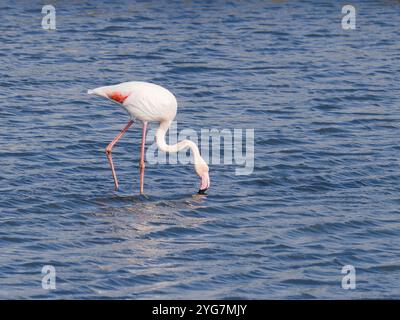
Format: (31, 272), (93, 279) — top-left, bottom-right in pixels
(139, 122), (147, 195)
(105, 120), (134, 190)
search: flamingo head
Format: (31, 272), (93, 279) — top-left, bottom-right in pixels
(195, 161), (210, 194)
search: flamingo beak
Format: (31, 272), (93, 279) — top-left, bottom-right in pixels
(198, 172), (210, 194)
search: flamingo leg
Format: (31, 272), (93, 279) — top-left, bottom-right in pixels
(105, 120), (134, 190)
(139, 122), (148, 195)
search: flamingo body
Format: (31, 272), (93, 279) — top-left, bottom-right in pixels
(89, 81), (178, 122)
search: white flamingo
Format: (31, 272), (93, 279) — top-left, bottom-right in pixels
(87, 81), (210, 195)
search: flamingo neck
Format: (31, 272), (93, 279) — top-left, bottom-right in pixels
(156, 120), (202, 164)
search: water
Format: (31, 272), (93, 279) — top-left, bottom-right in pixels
(1, 0), (400, 299)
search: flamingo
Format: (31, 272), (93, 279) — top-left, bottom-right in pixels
(87, 81), (210, 195)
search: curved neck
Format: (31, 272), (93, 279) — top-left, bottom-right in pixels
(156, 120), (202, 164)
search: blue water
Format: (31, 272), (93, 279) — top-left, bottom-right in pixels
(1, 0), (400, 299)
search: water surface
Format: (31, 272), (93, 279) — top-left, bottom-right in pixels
(1, 0), (400, 299)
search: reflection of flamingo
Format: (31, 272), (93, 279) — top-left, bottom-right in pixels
(88, 81), (210, 195)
